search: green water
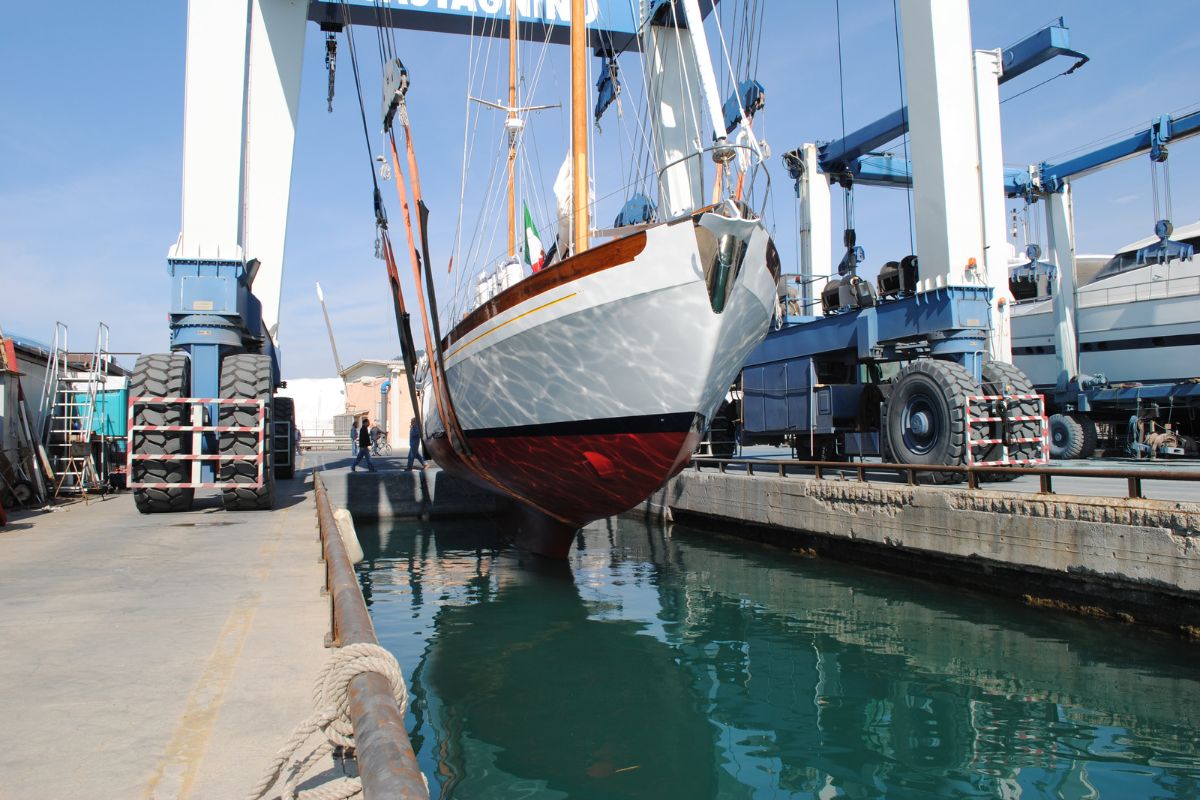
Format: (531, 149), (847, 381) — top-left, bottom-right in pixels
(356, 516), (1200, 799)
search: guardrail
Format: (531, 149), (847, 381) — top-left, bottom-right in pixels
(314, 472), (429, 799)
(691, 457), (1199, 500)
(126, 396), (265, 489)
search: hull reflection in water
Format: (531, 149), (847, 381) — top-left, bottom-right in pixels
(358, 517), (1200, 799)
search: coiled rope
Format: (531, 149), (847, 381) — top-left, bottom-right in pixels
(247, 642), (415, 800)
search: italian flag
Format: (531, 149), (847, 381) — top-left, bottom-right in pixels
(523, 202), (545, 273)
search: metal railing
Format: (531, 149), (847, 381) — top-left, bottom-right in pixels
(691, 457), (1200, 500)
(126, 396), (266, 489)
(314, 472), (428, 799)
(1075, 273), (1200, 309)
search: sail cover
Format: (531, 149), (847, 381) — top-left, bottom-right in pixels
(594, 58), (621, 125)
(722, 79), (765, 131)
(614, 194), (656, 228)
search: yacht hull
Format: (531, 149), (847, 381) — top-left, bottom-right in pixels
(422, 209), (778, 556)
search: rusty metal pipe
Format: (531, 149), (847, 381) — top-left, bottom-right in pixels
(315, 473), (429, 800)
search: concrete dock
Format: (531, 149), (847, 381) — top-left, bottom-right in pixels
(0, 465), (329, 799)
(648, 464), (1200, 634)
(307, 448), (497, 519)
(2, 443), (1197, 796)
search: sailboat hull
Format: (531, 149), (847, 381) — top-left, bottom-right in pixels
(423, 208), (778, 556)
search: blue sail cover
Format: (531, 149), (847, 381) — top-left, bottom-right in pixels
(722, 80), (765, 131)
(594, 58), (620, 124)
(614, 194), (657, 227)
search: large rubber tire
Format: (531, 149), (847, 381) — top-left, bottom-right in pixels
(979, 361), (1039, 480)
(273, 396), (296, 479)
(706, 401), (737, 459)
(131, 353), (194, 513)
(1048, 413), (1085, 460)
(883, 360), (976, 484)
(219, 354), (275, 510)
(1071, 412), (1098, 458)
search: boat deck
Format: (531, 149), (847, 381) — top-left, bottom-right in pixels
(0, 462), (331, 799)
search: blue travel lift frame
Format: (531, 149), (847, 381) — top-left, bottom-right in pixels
(736, 19), (1089, 454)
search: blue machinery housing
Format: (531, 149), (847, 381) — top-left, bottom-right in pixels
(741, 287), (992, 446)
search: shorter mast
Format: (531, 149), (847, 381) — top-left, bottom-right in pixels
(571, 0), (588, 255)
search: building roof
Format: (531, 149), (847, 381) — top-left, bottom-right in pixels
(339, 358), (407, 379)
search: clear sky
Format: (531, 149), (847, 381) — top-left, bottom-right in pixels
(3, 1), (1198, 378)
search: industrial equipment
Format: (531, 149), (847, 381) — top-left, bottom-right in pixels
(719, 5), (1082, 476)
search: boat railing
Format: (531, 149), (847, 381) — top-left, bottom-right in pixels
(655, 142), (772, 214)
(1076, 273), (1200, 308)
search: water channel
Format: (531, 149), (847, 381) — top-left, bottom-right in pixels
(355, 516), (1200, 799)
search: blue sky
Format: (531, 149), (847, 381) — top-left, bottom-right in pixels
(2, 1), (1198, 378)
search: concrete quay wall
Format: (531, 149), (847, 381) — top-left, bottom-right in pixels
(321, 467), (499, 520)
(647, 470), (1200, 634)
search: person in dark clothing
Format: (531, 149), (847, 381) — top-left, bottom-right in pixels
(405, 417), (427, 471)
(352, 417), (377, 472)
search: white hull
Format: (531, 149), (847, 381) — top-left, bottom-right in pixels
(424, 214), (777, 436)
(418, 208), (777, 542)
(1012, 248), (1200, 387)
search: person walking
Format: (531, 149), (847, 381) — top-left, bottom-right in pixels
(405, 417), (427, 471)
(352, 417), (377, 472)
(350, 419), (359, 453)
(370, 422), (383, 455)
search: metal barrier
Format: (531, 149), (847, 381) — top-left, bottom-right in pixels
(965, 392), (1049, 467)
(691, 457), (1200, 500)
(126, 396), (265, 489)
(314, 472), (429, 799)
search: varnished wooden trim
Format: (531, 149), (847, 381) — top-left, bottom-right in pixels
(442, 230), (648, 350)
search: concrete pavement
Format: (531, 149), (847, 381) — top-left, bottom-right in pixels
(0, 459), (331, 799)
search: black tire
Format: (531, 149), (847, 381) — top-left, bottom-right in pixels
(273, 396), (296, 479)
(706, 402), (737, 459)
(1071, 412), (1098, 458)
(131, 353), (194, 513)
(11, 479), (36, 506)
(979, 361), (1039, 480)
(219, 354), (275, 510)
(1048, 413), (1085, 460)
(883, 359), (976, 484)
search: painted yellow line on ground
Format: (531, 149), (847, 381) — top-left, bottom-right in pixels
(447, 292), (577, 360)
(141, 504), (291, 800)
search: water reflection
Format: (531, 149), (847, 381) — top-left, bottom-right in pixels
(358, 517), (1200, 799)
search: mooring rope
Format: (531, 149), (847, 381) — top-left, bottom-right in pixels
(247, 642), (414, 800)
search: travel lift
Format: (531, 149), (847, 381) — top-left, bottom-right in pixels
(1005, 108), (1200, 458)
(732, 7), (1087, 475)
(130, 0), (725, 513)
(840, 100), (1200, 458)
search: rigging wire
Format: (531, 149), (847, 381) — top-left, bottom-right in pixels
(1000, 68), (1075, 106)
(338, 0), (386, 236)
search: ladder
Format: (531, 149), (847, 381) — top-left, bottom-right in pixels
(46, 324), (110, 498)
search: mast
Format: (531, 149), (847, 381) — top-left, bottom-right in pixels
(571, 0), (588, 255)
(507, 1), (518, 258)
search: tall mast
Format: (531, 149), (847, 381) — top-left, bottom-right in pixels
(571, 0), (588, 255)
(507, 2), (518, 258)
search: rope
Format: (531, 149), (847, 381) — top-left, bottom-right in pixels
(246, 643), (412, 800)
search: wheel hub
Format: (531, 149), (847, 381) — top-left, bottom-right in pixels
(901, 396), (939, 456)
